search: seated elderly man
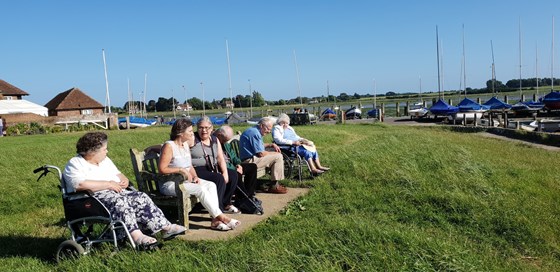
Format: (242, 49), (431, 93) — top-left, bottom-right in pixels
(239, 117), (287, 194)
(213, 125), (259, 200)
(272, 113), (330, 175)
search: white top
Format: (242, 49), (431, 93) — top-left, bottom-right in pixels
(272, 124), (301, 145)
(63, 155), (121, 193)
(165, 140), (192, 169)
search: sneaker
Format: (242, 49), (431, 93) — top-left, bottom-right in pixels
(267, 185), (287, 194)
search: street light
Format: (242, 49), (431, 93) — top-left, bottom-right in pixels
(200, 82), (206, 116)
(248, 79), (253, 118)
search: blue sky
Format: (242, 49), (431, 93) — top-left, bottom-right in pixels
(1, 1), (558, 107)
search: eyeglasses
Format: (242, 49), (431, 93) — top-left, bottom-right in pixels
(198, 126), (213, 131)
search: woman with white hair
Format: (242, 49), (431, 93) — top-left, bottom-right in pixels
(272, 113), (330, 175)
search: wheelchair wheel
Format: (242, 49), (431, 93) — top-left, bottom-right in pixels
(282, 153), (293, 179)
(56, 240), (85, 262)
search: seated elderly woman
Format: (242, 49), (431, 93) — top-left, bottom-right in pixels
(63, 132), (185, 249)
(158, 118), (240, 231)
(272, 113), (330, 175)
(190, 116), (240, 214)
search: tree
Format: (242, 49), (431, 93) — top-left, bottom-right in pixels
(187, 97), (203, 110)
(252, 91), (266, 107)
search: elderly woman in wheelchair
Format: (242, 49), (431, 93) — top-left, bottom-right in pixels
(63, 132), (185, 250)
(272, 113), (330, 175)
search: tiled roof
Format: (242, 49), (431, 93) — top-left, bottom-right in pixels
(0, 79), (29, 96)
(44, 87), (104, 110)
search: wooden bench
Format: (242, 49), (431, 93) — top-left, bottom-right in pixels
(228, 136), (267, 178)
(129, 148), (199, 229)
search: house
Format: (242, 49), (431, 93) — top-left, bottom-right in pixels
(44, 87), (104, 117)
(0, 79), (48, 117)
(223, 100), (234, 109)
(0, 79), (29, 100)
(176, 103), (192, 111)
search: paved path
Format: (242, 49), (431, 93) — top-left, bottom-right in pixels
(178, 188), (309, 241)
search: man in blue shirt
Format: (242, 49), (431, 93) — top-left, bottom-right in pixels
(239, 117), (286, 194)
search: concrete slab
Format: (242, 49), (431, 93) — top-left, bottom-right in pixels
(178, 187), (309, 241)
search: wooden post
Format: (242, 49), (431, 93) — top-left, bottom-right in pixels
(516, 121), (520, 130)
(521, 94), (525, 102)
(473, 113), (478, 127)
(381, 103), (385, 118)
(477, 97), (481, 104)
(448, 98), (453, 105)
(125, 116), (130, 130)
(396, 102), (400, 117)
(533, 93), (538, 101)
(405, 101), (410, 116)
(463, 113), (466, 126)
(504, 95), (509, 104)
(504, 112), (508, 128)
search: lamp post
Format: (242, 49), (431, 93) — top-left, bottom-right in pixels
(248, 79), (253, 118)
(200, 82), (206, 116)
(182, 85), (190, 117)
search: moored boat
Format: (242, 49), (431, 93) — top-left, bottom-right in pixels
(345, 106), (362, 119)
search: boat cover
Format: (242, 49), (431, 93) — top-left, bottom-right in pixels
(429, 99), (459, 115)
(457, 97), (490, 112)
(482, 96), (512, 110)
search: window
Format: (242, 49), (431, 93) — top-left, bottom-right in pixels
(81, 109), (93, 115)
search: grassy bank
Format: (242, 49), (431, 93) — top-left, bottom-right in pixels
(0, 124), (559, 271)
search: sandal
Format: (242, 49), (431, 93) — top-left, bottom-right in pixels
(162, 224), (186, 240)
(224, 205), (241, 214)
(226, 218), (241, 230)
(134, 234), (159, 251)
(211, 221), (231, 231)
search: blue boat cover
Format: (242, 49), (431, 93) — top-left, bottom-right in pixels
(457, 98), (490, 112)
(429, 99), (459, 115)
(542, 91), (560, 103)
(367, 108), (380, 118)
(118, 116), (156, 125)
(321, 108), (335, 115)
(482, 96), (512, 110)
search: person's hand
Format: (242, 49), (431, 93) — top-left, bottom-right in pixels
(108, 181), (122, 193)
(236, 165), (243, 174)
(293, 141), (302, 146)
(191, 176), (200, 184)
(223, 172), (229, 184)
(271, 143), (280, 152)
(118, 179), (129, 189)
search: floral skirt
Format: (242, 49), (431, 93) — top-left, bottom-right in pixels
(93, 189), (170, 235)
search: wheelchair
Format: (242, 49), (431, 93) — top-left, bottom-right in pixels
(34, 165), (144, 262)
(277, 145), (314, 181)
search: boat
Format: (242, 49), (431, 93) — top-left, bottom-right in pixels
(408, 102), (428, 118)
(118, 116), (156, 128)
(448, 98), (489, 121)
(345, 106), (362, 119)
(542, 91), (560, 110)
(429, 99), (459, 116)
(367, 108), (381, 118)
(409, 77), (428, 118)
(511, 100), (544, 116)
(320, 108), (336, 120)
(483, 96), (512, 111)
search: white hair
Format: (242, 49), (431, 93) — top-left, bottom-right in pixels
(277, 113), (290, 125)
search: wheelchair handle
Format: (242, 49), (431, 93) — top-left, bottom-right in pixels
(33, 166), (45, 174)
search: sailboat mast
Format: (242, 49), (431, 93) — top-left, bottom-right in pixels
(226, 39), (234, 111)
(519, 18), (523, 100)
(143, 73), (147, 118)
(172, 89), (176, 119)
(462, 24), (467, 97)
(491, 40), (496, 95)
(536, 43), (539, 96)
(293, 50), (303, 105)
(373, 78), (377, 109)
(200, 82), (206, 116)
(552, 16), (555, 91)
(436, 26), (441, 98)
(102, 49), (111, 113)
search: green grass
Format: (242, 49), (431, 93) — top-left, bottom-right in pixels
(1, 124), (559, 271)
